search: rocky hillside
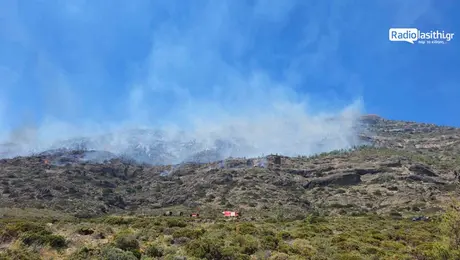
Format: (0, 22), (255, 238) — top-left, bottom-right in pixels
(0, 115), (459, 219)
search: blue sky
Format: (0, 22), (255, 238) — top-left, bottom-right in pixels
(0, 0), (459, 157)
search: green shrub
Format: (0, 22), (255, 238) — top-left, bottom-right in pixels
(131, 219), (151, 229)
(439, 198), (460, 250)
(335, 251), (364, 260)
(172, 228), (206, 239)
(417, 242), (460, 260)
(220, 246), (250, 260)
(6, 222), (46, 233)
(230, 234), (259, 255)
(101, 246), (138, 260)
(0, 248), (41, 260)
(336, 239), (362, 252)
(131, 249), (142, 259)
(261, 235), (280, 250)
(213, 223), (234, 232)
(114, 233), (140, 252)
(185, 238), (224, 259)
(68, 247), (101, 260)
(104, 217), (133, 225)
(360, 245), (382, 256)
(269, 252), (290, 260)
(1, 221), (48, 242)
(136, 228), (159, 242)
(144, 244), (164, 257)
(290, 239), (316, 257)
(277, 231), (292, 240)
(304, 213), (326, 224)
(165, 219), (187, 228)
(20, 230), (67, 249)
(47, 234), (67, 249)
(237, 222), (258, 235)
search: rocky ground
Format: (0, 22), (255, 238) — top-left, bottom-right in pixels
(0, 115), (459, 219)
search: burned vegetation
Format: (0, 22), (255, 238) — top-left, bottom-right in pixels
(1, 115), (460, 258)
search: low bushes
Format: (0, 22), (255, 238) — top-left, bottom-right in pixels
(3, 203), (460, 259)
(0, 221), (67, 249)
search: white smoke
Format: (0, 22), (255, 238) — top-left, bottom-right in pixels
(0, 0), (370, 164)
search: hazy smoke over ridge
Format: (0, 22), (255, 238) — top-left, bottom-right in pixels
(0, 0), (368, 164)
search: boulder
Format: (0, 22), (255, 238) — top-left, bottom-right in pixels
(353, 168), (384, 175)
(409, 164), (438, 177)
(403, 174), (445, 185)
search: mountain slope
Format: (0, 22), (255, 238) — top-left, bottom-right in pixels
(0, 115), (459, 218)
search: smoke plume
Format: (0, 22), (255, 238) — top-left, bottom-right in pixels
(0, 0), (370, 164)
